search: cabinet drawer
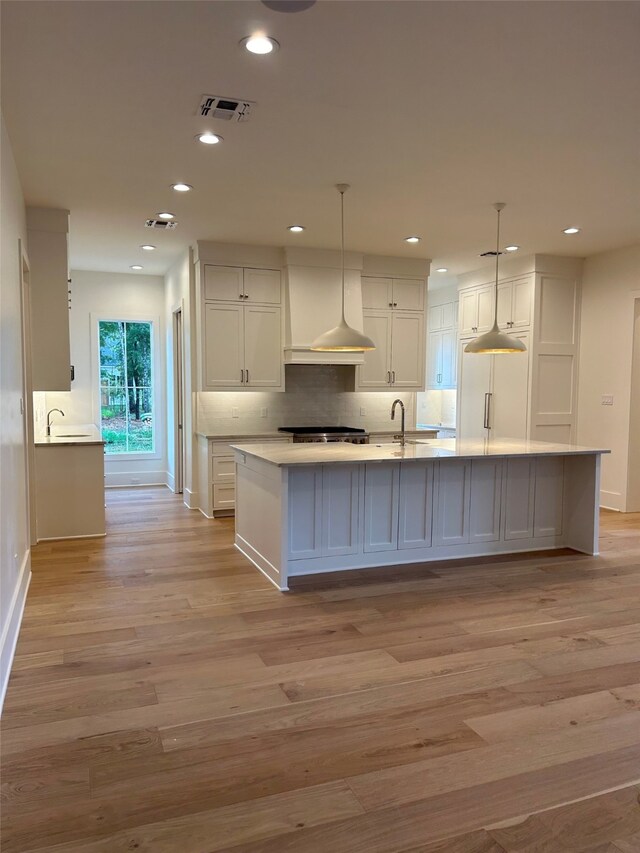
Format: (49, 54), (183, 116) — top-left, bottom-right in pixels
(212, 456), (235, 483)
(213, 484), (235, 510)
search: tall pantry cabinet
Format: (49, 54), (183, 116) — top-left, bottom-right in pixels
(457, 255), (583, 444)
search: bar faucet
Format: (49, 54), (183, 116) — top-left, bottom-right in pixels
(391, 399), (406, 447)
(46, 408), (65, 437)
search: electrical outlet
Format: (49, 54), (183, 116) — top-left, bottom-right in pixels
(601, 395), (614, 406)
(260, 407), (268, 418)
(232, 407), (239, 418)
(360, 407), (366, 416)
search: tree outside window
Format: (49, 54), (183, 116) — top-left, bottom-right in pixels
(99, 321), (154, 454)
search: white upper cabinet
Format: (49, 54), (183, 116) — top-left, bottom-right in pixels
(357, 309), (424, 389)
(204, 265), (281, 304)
(427, 300), (458, 390)
(497, 277), (532, 330)
(428, 301), (456, 332)
(362, 276), (425, 311)
(459, 284), (495, 336)
(358, 312), (392, 388)
(201, 264), (283, 391)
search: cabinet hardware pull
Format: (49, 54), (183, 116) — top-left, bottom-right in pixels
(483, 392), (492, 430)
(386, 370), (391, 384)
(392, 370), (396, 383)
(240, 369), (244, 383)
(393, 302), (397, 307)
(245, 369), (249, 384)
(389, 302), (393, 307)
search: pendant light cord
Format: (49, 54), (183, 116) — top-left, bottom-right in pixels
(493, 205), (501, 327)
(340, 187), (346, 321)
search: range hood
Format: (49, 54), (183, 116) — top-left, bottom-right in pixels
(283, 247), (366, 365)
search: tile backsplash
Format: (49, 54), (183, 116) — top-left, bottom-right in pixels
(416, 389), (457, 428)
(197, 365), (417, 434)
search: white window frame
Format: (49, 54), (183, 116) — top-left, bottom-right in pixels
(91, 312), (163, 461)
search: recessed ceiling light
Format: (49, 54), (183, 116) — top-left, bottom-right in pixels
(241, 35), (280, 55)
(157, 212), (175, 220)
(436, 267), (448, 273)
(287, 225), (305, 233)
(563, 227), (580, 234)
(196, 132), (223, 145)
(504, 245), (519, 252)
(404, 236), (421, 243)
(130, 265), (143, 271)
(140, 244), (156, 251)
(171, 183), (193, 192)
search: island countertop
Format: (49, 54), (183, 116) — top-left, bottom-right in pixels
(231, 438), (610, 467)
(35, 424), (105, 447)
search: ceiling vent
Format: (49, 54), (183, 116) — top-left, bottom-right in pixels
(145, 219), (178, 229)
(479, 250), (503, 257)
(197, 94), (255, 122)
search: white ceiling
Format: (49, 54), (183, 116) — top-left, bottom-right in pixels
(2, 0), (639, 278)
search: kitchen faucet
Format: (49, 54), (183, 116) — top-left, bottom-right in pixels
(391, 399), (406, 447)
(46, 408), (65, 437)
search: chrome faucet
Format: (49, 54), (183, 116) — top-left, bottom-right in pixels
(46, 408), (65, 437)
(391, 399), (406, 446)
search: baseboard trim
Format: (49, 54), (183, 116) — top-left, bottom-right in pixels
(600, 489), (623, 512)
(37, 533), (107, 542)
(0, 550), (31, 715)
(166, 471), (176, 492)
(184, 488), (198, 510)
(105, 484), (171, 490)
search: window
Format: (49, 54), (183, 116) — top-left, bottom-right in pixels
(99, 320), (154, 454)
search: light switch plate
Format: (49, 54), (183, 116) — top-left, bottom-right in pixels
(232, 407), (239, 418)
(360, 407), (366, 416)
(260, 407), (268, 418)
(601, 395), (614, 406)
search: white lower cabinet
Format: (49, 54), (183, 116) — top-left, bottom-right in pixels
(433, 459), (471, 546)
(364, 462), (400, 552)
(288, 464), (359, 559)
(398, 462), (434, 549)
(503, 458), (536, 540)
(469, 460), (502, 543)
(534, 456), (564, 537)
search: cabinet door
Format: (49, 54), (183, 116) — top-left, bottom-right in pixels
(512, 277), (533, 329)
(364, 462), (400, 552)
(441, 301), (456, 330)
(391, 311), (424, 388)
(433, 460), (471, 546)
(469, 459), (502, 543)
(534, 457), (564, 537)
(362, 277), (393, 309)
(213, 484), (236, 510)
(288, 466), (322, 559)
(398, 463), (434, 549)
(359, 311), (392, 388)
(503, 458), (535, 540)
(321, 464), (359, 556)
(477, 285), (496, 332)
(459, 290), (478, 336)
(203, 303), (244, 388)
(440, 329), (457, 388)
(243, 268), (281, 304)
(393, 278), (425, 311)
(204, 265), (243, 301)
(490, 333), (530, 438)
(457, 341), (492, 439)
(497, 282), (513, 329)
(428, 304), (444, 332)
(426, 331), (443, 389)
(244, 305), (282, 388)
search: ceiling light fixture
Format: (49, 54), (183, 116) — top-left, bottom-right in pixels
(241, 35), (280, 55)
(504, 245), (519, 252)
(464, 204), (527, 355)
(404, 236), (421, 243)
(436, 267), (448, 273)
(196, 132), (223, 145)
(130, 265), (143, 271)
(140, 245), (156, 251)
(563, 226), (580, 234)
(311, 184), (376, 353)
(171, 183), (193, 192)
(287, 225), (305, 233)
(157, 212), (175, 220)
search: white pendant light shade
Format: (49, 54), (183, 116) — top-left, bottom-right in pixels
(465, 203), (527, 355)
(311, 184), (376, 352)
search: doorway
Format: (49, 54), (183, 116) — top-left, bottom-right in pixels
(19, 241), (36, 546)
(627, 297), (640, 511)
(172, 308), (185, 494)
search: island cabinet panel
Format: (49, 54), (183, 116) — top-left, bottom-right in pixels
(364, 462), (400, 552)
(288, 466), (323, 559)
(534, 456), (565, 537)
(321, 465), (360, 557)
(503, 458), (536, 540)
(469, 459), (502, 543)
(433, 460), (471, 546)
(398, 463), (434, 550)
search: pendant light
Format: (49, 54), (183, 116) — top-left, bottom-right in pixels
(464, 203), (527, 354)
(310, 184), (376, 352)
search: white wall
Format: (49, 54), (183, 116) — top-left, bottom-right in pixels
(576, 244), (640, 510)
(44, 269), (168, 486)
(0, 115), (31, 708)
(165, 250), (197, 504)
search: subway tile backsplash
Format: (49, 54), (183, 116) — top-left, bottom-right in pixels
(197, 366), (417, 434)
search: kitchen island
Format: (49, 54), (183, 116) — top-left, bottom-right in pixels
(231, 439), (609, 591)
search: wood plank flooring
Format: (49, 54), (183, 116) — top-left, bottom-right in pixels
(2, 487), (640, 852)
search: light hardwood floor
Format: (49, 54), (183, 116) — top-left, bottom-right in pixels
(2, 487), (640, 852)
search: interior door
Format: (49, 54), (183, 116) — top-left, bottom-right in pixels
(203, 302), (244, 388)
(457, 341), (492, 438)
(173, 308), (184, 493)
(359, 311), (392, 387)
(490, 332), (530, 438)
(243, 305), (282, 387)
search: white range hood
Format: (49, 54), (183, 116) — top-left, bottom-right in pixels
(283, 247), (366, 365)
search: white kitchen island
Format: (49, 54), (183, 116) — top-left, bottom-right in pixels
(231, 439), (609, 591)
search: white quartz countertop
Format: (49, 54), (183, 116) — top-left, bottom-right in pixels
(197, 431), (290, 440)
(231, 438), (611, 467)
(35, 424), (105, 447)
